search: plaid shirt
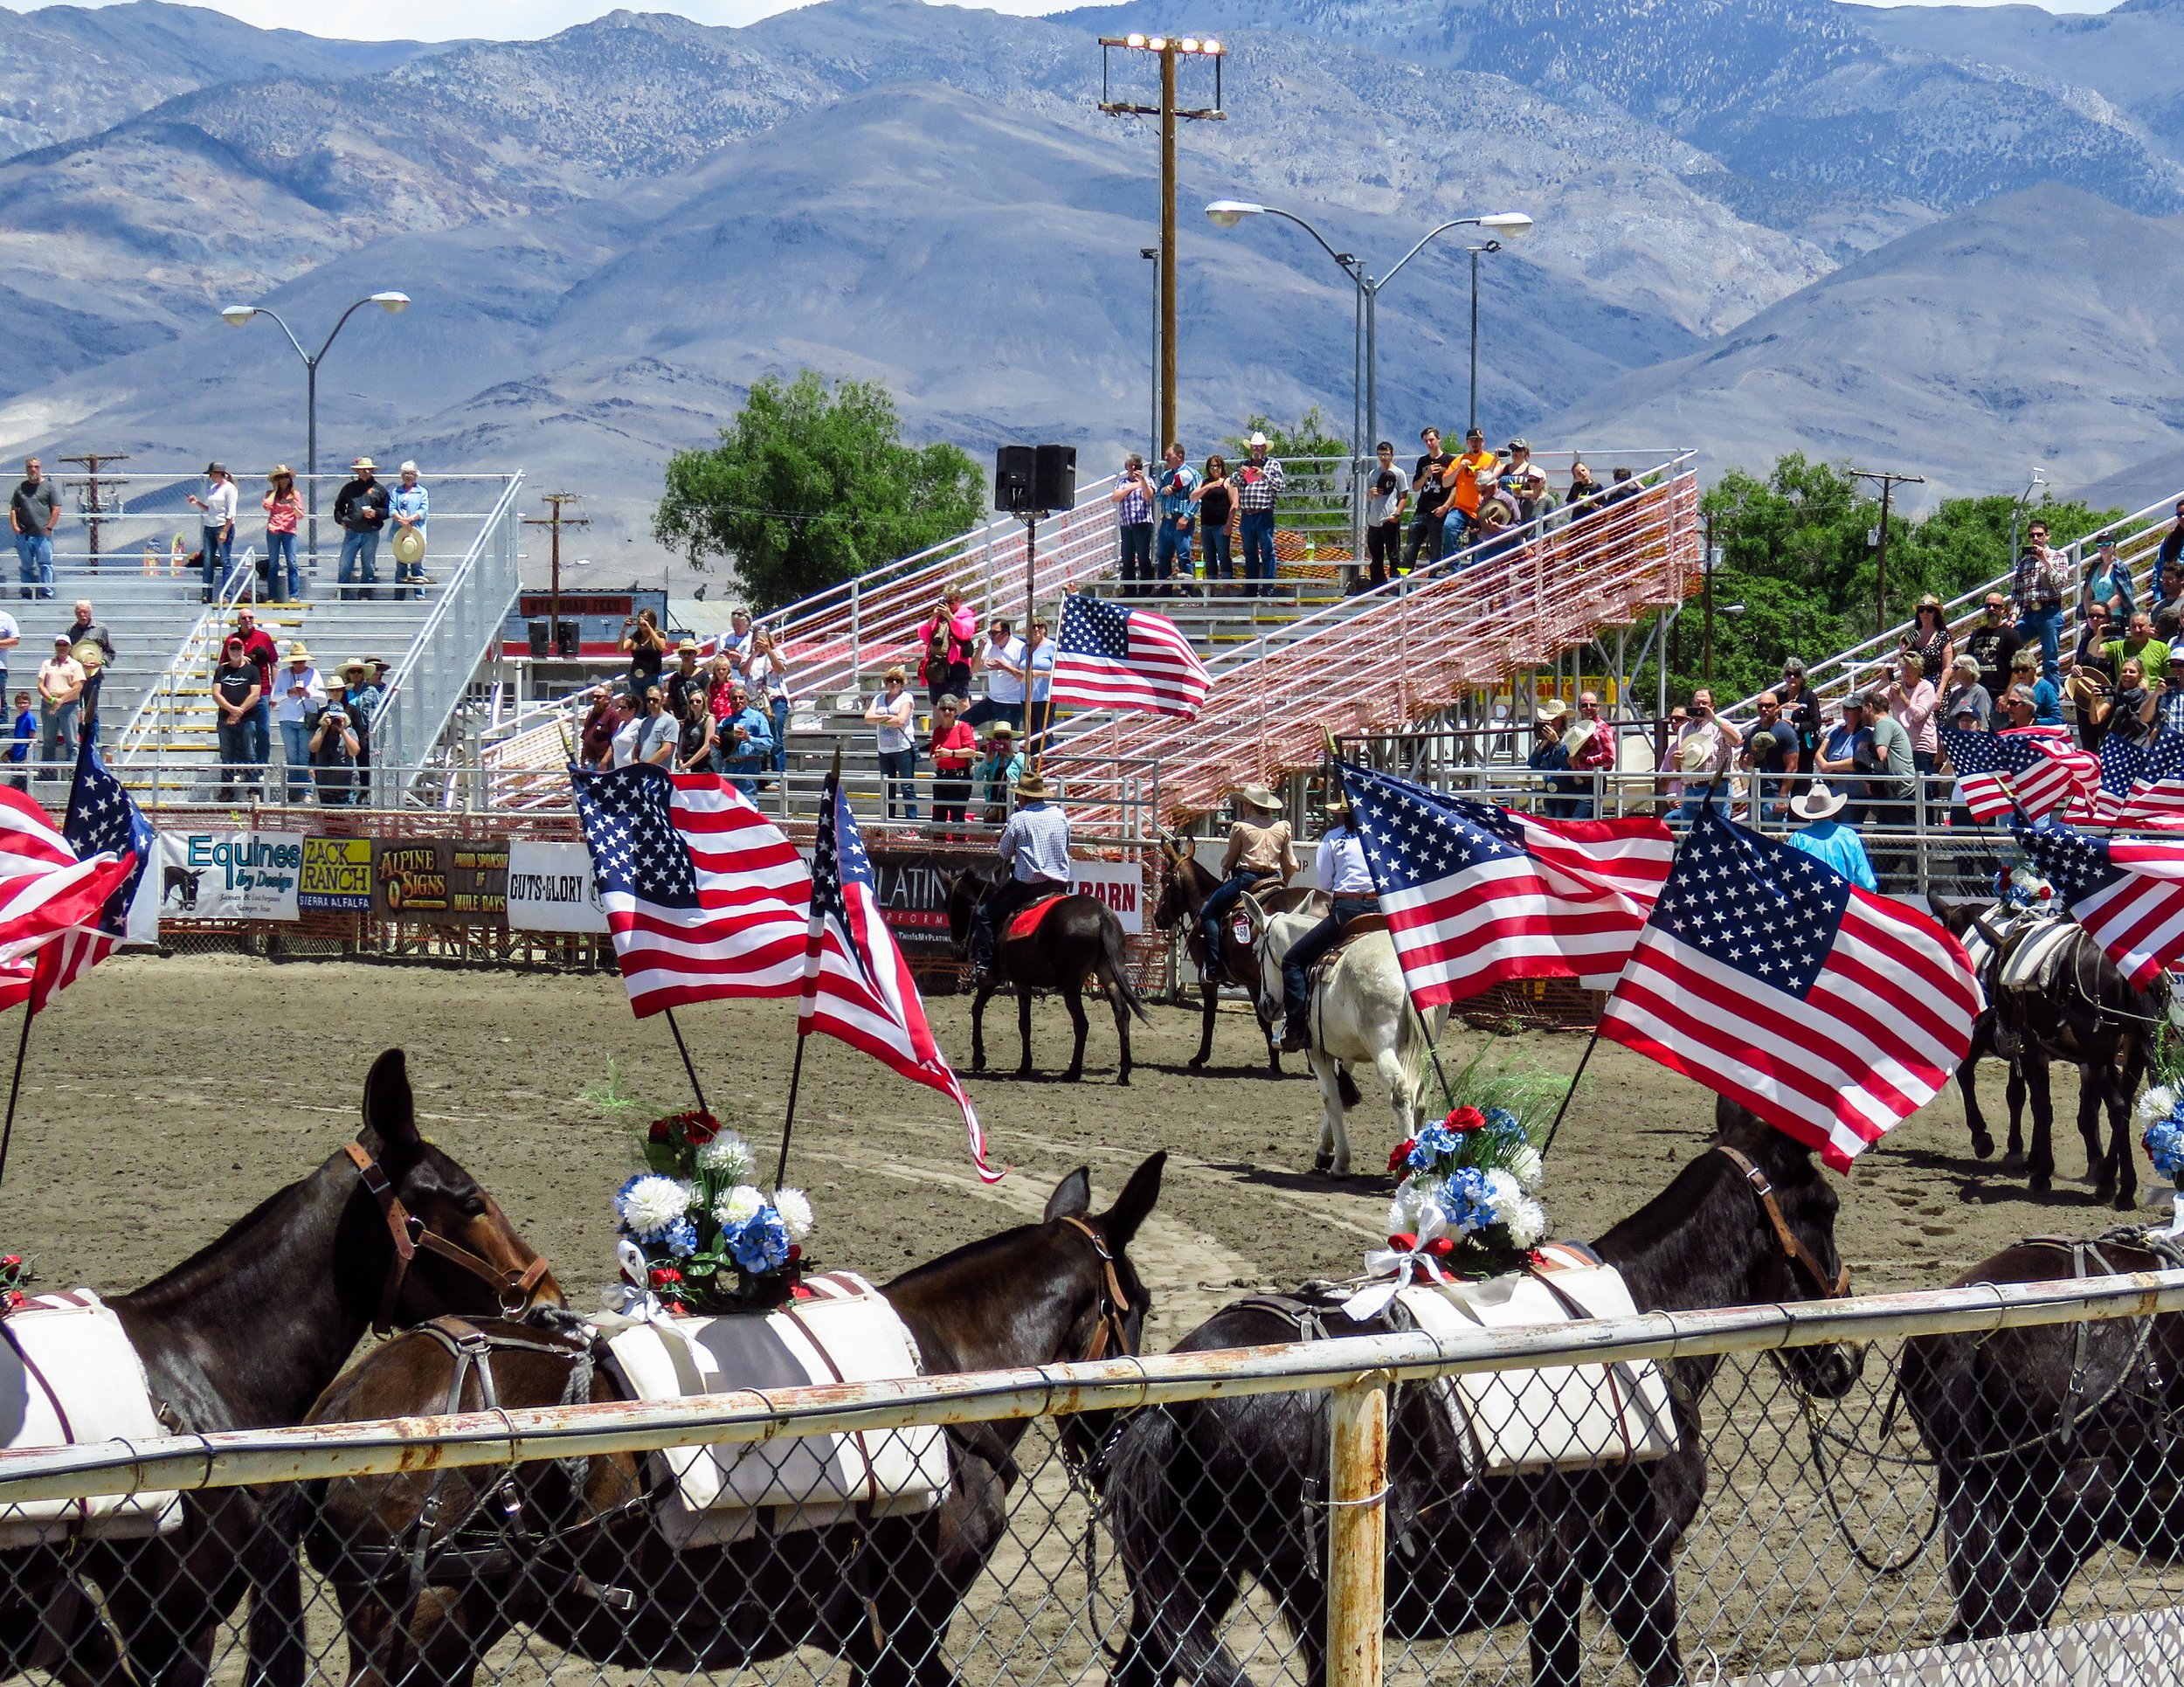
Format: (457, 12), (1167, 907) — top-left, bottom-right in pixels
(1117, 481), (1151, 526)
(2013, 545), (2073, 611)
(1234, 456), (1284, 513)
(2160, 682), (2184, 738)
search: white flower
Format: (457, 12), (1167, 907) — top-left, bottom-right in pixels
(696, 1132), (755, 1181)
(772, 1187), (814, 1241)
(1389, 1174), (1444, 1234)
(1504, 1195), (1549, 1250)
(616, 1174), (695, 1241)
(2139, 1086), (2179, 1129)
(1483, 1168), (1524, 1223)
(1506, 1144), (1545, 1190)
(714, 1184), (764, 1229)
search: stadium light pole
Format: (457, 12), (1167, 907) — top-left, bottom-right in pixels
(1206, 203), (1532, 571)
(218, 290), (411, 566)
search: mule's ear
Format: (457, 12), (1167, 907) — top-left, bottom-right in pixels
(1044, 1165), (1093, 1221)
(361, 1048), (422, 1152)
(1100, 1150), (1165, 1252)
(1925, 891), (1952, 924)
(1709, 1094), (1764, 1146)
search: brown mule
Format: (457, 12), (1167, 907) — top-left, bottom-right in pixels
(1152, 836), (1315, 1074)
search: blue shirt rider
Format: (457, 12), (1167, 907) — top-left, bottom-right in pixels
(975, 771), (1071, 975)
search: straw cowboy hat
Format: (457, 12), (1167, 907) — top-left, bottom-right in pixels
(287, 641), (312, 661)
(1237, 785), (1281, 812)
(1791, 781), (1849, 822)
(1535, 698), (1571, 725)
(341, 658), (370, 678)
(1324, 791), (1353, 819)
(986, 720), (1016, 738)
(268, 465), (294, 482)
(349, 456), (377, 472)
(1676, 734), (1719, 774)
(1014, 771), (1051, 801)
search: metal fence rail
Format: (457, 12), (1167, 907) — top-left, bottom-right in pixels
(2, 1271), (2181, 1687)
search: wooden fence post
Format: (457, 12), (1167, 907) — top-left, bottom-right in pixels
(1326, 1372), (1389, 1687)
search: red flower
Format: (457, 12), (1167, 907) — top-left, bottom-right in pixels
(1387, 1138), (1417, 1174)
(2, 1290), (23, 1310)
(0, 1255), (20, 1269)
(681, 1111), (720, 1145)
(1446, 1106), (1487, 1133)
(647, 1119), (672, 1144)
(786, 1244), (803, 1263)
(648, 1266), (683, 1289)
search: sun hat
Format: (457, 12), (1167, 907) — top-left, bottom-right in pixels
(287, 641), (311, 660)
(268, 465), (293, 481)
(349, 456), (377, 472)
(1790, 782), (1849, 822)
(987, 721), (1016, 738)
(341, 658), (370, 676)
(676, 639), (700, 653)
(1014, 771), (1050, 801)
(1237, 785), (1281, 812)
(391, 526), (425, 565)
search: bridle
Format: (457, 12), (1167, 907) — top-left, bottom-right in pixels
(1057, 1215), (1139, 1363)
(1710, 1144), (1851, 1299)
(345, 1141), (554, 1337)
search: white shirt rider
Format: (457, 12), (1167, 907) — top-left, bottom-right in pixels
(1315, 824), (1374, 895)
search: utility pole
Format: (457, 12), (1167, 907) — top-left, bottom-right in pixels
(59, 451), (128, 577)
(1851, 467), (1925, 634)
(1099, 34), (1227, 449)
(522, 493), (588, 662)
(1704, 509), (1717, 688)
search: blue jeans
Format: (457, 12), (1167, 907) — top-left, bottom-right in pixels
(1199, 870), (1269, 969)
(770, 697), (789, 773)
(1282, 895), (1377, 1033)
(200, 527), (232, 594)
(251, 699), (272, 767)
(2018, 606), (2063, 678)
(337, 528), (380, 594)
(39, 698), (77, 767)
(1118, 522), (1153, 586)
(878, 747), (917, 819)
(1202, 522), (1234, 580)
(1156, 517), (1194, 583)
(216, 718), (257, 800)
(13, 534), (52, 599)
(719, 754), (766, 797)
(1670, 788), (1731, 826)
(280, 718), (312, 803)
(266, 530), (298, 599)
(1239, 509), (1276, 593)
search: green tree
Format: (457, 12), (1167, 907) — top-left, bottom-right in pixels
(1227, 407), (1347, 460)
(654, 371), (985, 611)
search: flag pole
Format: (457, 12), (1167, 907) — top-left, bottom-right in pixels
(1538, 1027), (1598, 1158)
(778, 746), (842, 1186)
(774, 1034), (809, 1190)
(0, 1001), (34, 1188)
(662, 1007), (709, 1117)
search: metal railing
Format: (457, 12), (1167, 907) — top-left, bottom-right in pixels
(114, 547), (259, 761)
(3, 1269), (2181, 1687)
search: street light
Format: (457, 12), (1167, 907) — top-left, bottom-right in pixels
(1205, 201), (1534, 569)
(218, 290), (411, 565)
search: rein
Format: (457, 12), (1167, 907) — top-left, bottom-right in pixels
(344, 1141), (553, 1338)
(1709, 1144), (1851, 1299)
(1056, 1214), (1137, 1364)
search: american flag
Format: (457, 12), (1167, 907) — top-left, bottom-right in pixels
(1338, 761), (1676, 1000)
(25, 739), (153, 1013)
(1941, 726), (2095, 820)
(572, 764), (809, 1016)
(1050, 595), (1210, 719)
(2013, 821), (2184, 986)
(2066, 730), (2184, 827)
(802, 769), (1000, 1181)
(1600, 807), (1980, 1171)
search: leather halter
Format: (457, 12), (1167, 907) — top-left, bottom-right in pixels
(1710, 1144), (1852, 1300)
(345, 1142), (553, 1337)
(1056, 1215), (1137, 1363)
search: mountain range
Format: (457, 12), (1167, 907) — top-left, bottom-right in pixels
(1, 0), (2182, 565)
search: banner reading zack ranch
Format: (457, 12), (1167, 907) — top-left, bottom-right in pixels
(154, 829), (304, 922)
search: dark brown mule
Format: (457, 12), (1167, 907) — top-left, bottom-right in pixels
(1901, 1228), (2184, 1642)
(0, 1048), (557, 1687)
(1151, 839), (1314, 1073)
(297, 1153), (1165, 1687)
(944, 864), (1151, 1082)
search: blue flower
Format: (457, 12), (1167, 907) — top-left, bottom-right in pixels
(661, 1217), (698, 1258)
(726, 1206), (791, 1273)
(1482, 1107), (1526, 1146)
(2147, 1119), (2184, 1183)
(1438, 1166), (1498, 1234)
(1407, 1122), (1460, 1172)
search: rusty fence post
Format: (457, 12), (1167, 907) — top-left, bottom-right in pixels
(1325, 1371), (1389, 1687)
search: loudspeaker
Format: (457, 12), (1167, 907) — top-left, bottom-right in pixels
(1033, 444), (1077, 512)
(526, 620), (549, 659)
(554, 619), (579, 658)
(994, 446), (1036, 513)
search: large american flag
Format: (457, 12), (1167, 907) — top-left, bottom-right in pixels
(572, 764), (808, 1016)
(1941, 726), (2096, 820)
(2064, 730), (2184, 827)
(1050, 595), (1210, 718)
(1600, 807), (1980, 1171)
(1338, 761), (1676, 1000)
(24, 739), (153, 1013)
(802, 769), (1000, 1181)
(2013, 821), (2184, 986)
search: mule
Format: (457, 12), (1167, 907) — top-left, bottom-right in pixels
(0, 1048), (556, 1687)
(1151, 837), (1313, 1074)
(1100, 1104), (1862, 1687)
(1248, 906), (1444, 1174)
(943, 863), (1150, 1083)
(1901, 1229), (2184, 1641)
(296, 1152), (1165, 1687)
(1931, 895), (2174, 1207)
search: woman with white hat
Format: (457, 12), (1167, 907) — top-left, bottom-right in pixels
(1784, 781), (1875, 891)
(1196, 785), (1298, 976)
(388, 461), (430, 598)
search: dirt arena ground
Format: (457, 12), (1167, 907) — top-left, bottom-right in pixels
(0, 952), (2155, 1346)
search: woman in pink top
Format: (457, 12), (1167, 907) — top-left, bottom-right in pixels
(261, 466), (303, 603)
(1885, 652), (1939, 775)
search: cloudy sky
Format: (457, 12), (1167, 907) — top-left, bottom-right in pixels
(10, 0), (2126, 44)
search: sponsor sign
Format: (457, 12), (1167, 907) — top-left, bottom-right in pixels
(865, 850), (959, 951)
(298, 837), (373, 913)
(1070, 859), (1145, 935)
(155, 830), (303, 922)
(372, 839), (509, 924)
(505, 840), (608, 934)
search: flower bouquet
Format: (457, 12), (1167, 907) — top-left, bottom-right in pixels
(2135, 1085), (2184, 1239)
(612, 1110), (815, 1314)
(0, 1254), (31, 1313)
(1344, 1106), (1549, 1319)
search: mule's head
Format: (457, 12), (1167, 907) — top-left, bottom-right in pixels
(348, 1048), (562, 1329)
(939, 865), (1000, 954)
(1925, 892), (1983, 939)
(1040, 1151), (1165, 1367)
(1711, 1099), (1863, 1399)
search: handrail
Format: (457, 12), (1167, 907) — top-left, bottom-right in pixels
(116, 545), (261, 763)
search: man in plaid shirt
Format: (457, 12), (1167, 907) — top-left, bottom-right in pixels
(1234, 432), (1284, 598)
(1112, 454), (1157, 591)
(2012, 517), (2074, 680)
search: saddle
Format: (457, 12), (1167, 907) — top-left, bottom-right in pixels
(1005, 893), (1069, 943)
(1307, 911), (1392, 981)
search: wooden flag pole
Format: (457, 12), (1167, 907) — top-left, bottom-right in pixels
(777, 747), (842, 1186)
(662, 1007), (710, 1117)
(0, 1002), (36, 1189)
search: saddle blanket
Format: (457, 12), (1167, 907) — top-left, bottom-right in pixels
(1393, 1259), (1679, 1476)
(0, 1290), (182, 1547)
(601, 1271), (951, 1548)
(1006, 894), (1068, 942)
(1999, 916), (2077, 996)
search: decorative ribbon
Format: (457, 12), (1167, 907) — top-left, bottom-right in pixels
(598, 1237), (680, 1324)
(1341, 1207), (1455, 1321)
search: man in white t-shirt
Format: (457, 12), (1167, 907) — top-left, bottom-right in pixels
(1360, 441), (1409, 593)
(969, 615), (1027, 731)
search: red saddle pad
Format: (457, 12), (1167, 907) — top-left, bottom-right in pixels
(1006, 894), (1069, 943)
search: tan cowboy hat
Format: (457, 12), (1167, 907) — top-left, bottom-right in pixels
(1791, 781), (1849, 822)
(986, 720), (1016, 738)
(1324, 790), (1353, 819)
(349, 456), (377, 472)
(267, 465), (294, 482)
(287, 641), (312, 661)
(70, 639), (104, 671)
(1676, 735), (1717, 773)
(341, 658), (370, 677)
(390, 526), (425, 565)
(1535, 698), (1571, 724)
(1014, 771), (1050, 801)
(1237, 785), (1281, 812)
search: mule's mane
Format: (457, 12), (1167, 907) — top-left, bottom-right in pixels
(888, 1218), (1051, 1294)
(120, 1145), (350, 1308)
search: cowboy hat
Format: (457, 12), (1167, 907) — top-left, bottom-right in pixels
(349, 456), (377, 472)
(1535, 698), (1571, 724)
(390, 526), (425, 565)
(341, 658), (370, 676)
(287, 641), (312, 660)
(1248, 431), (1270, 448)
(1676, 736), (1718, 773)
(1237, 785), (1281, 812)
(1324, 791), (1353, 819)
(986, 720), (1016, 737)
(268, 465), (294, 481)
(1791, 782), (1849, 822)
(1014, 771), (1050, 801)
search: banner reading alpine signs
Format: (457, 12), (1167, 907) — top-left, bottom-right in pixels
(372, 839), (509, 925)
(504, 840), (607, 934)
(156, 829), (303, 922)
(298, 837), (373, 913)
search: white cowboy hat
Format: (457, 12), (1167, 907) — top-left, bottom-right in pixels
(1236, 785), (1281, 812)
(1791, 781), (1849, 822)
(1535, 698), (1571, 724)
(1248, 432), (1269, 447)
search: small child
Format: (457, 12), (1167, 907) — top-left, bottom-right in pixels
(8, 691), (33, 792)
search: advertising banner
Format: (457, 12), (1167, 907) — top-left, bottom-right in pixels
(298, 837), (373, 913)
(504, 840), (608, 934)
(155, 830), (303, 922)
(372, 839), (509, 924)
(1070, 859), (1146, 936)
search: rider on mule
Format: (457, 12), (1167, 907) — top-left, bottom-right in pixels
(1197, 785), (1297, 979)
(1280, 791), (1377, 1050)
(972, 769), (1072, 980)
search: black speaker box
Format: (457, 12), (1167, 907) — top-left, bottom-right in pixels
(994, 446), (1036, 512)
(1033, 444), (1077, 511)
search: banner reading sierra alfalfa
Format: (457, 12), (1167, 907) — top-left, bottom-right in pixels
(154, 829), (303, 922)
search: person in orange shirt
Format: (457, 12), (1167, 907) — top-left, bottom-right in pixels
(1445, 426), (1501, 552)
